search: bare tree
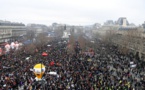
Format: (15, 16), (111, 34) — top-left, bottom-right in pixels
(78, 34), (86, 52)
(103, 30), (117, 45)
(94, 32), (101, 39)
(54, 26), (64, 38)
(35, 33), (48, 47)
(25, 44), (36, 55)
(116, 28), (144, 55)
(125, 29), (143, 56)
(26, 28), (35, 41)
(67, 32), (75, 53)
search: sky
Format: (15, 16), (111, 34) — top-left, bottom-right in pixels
(0, 0), (145, 26)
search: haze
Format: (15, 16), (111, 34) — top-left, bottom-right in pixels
(0, 0), (144, 25)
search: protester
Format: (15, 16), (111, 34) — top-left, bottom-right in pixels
(0, 38), (145, 90)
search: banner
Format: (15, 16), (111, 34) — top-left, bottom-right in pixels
(50, 61), (55, 66)
(130, 64), (136, 68)
(0, 48), (2, 55)
(130, 62), (134, 65)
(10, 42), (15, 49)
(5, 44), (10, 52)
(48, 72), (57, 75)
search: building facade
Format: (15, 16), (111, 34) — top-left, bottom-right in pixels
(27, 24), (49, 36)
(0, 20), (26, 43)
(116, 17), (129, 27)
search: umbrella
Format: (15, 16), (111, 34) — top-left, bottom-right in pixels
(48, 72), (57, 75)
(26, 57), (30, 60)
(42, 52), (48, 56)
(47, 45), (51, 47)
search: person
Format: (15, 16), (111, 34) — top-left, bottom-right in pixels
(0, 38), (145, 89)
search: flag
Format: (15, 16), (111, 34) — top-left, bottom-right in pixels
(50, 61), (55, 66)
(42, 52), (48, 56)
(0, 48), (2, 55)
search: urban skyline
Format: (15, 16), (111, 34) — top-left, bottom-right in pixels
(0, 17), (142, 27)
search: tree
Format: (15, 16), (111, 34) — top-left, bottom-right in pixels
(103, 30), (117, 45)
(25, 44), (36, 55)
(35, 33), (49, 47)
(125, 29), (143, 57)
(26, 28), (35, 40)
(53, 26), (64, 38)
(67, 32), (75, 53)
(78, 34), (86, 52)
(117, 28), (144, 55)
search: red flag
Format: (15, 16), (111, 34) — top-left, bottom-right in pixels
(50, 61), (54, 66)
(42, 52), (48, 56)
(0, 48), (2, 56)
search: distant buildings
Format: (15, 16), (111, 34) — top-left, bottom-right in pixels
(0, 18), (142, 43)
(117, 18), (137, 31)
(103, 17), (130, 27)
(93, 23), (101, 29)
(27, 24), (49, 36)
(104, 20), (114, 26)
(51, 23), (66, 31)
(101, 17), (138, 31)
(0, 20), (25, 26)
(103, 17), (136, 27)
(0, 20), (26, 43)
(47, 31), (56, 37)
(116, 17), (129, 27)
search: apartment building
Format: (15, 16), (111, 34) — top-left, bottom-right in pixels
(0, 20), (26, 43)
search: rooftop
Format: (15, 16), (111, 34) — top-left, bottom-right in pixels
(0, 20), (25, 26)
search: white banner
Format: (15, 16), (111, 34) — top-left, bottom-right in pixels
(131, 64), (136, 68)
(130, 62), (134, 64)
(10, 42), (15, 49)
(5, 44), (10, 52)
(48, 72), (57, 75)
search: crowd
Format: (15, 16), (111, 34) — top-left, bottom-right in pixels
(0, 38), (145, 90)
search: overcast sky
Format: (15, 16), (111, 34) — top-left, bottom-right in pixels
(0, 0), (144, 25)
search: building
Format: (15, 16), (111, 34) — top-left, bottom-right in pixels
(27, 24), (49, 36)
(116, 17), (129, 27)
(47, 31), (56, 37)
(117, 18), (136, 31)
(0, 20), (26, 43)
(51, 23), (66, 31)
(104, 20), (114, 26)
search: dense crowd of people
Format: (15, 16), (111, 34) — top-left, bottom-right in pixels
(0, 38), (145, 90)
